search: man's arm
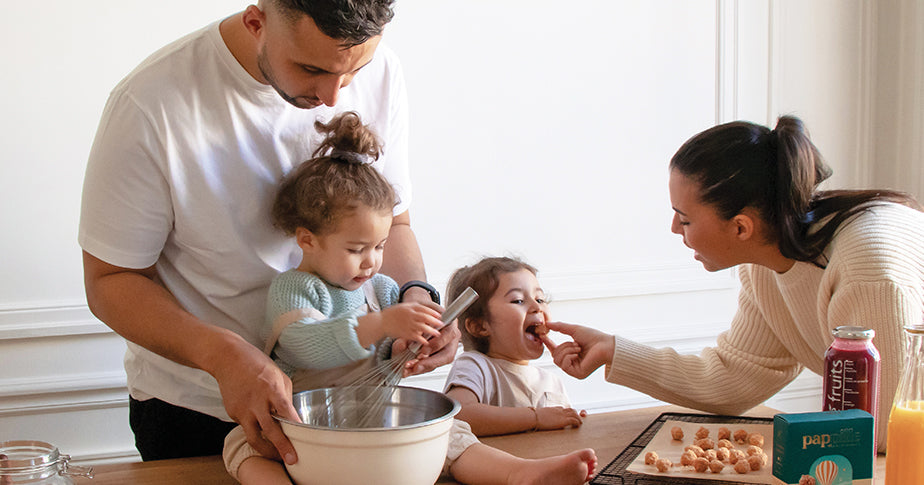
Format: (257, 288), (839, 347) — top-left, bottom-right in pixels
(380, 210), (461, 374)
(81, 251), (301, 464)
(380, 210), (427, 289)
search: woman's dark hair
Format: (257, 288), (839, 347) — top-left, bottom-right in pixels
(670, 115), (921, 265)
(270, 0), (395, 46)
(272, 111), (396, 235)
(446, 257), (539, 353)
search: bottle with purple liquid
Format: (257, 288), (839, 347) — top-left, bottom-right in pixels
(823, 326), (880, 419)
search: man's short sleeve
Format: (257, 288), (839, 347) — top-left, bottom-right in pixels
(78, 90), (173, 269)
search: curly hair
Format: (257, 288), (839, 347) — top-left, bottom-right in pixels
(272, 111), (397, 236)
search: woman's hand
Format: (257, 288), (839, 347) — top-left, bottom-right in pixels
(542, 321), (615, 379)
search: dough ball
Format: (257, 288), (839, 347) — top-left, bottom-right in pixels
(799, 475), (817, 485)
(747, 454), (766, 471)
(693, 438), (715, 450)
(728, 449), (747, 465)
(684, 445), (706, 458)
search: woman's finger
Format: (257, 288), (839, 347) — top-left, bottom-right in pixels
(540, 334), (557, 350)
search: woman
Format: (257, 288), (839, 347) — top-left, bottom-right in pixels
(545, 115), (924, 453)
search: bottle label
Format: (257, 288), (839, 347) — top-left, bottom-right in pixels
(825, 358), (857, 410)
(822, 346), (878, 416)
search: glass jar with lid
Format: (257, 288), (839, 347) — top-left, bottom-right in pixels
(0, 440), (93, 484)
(822, 325), (881, 416)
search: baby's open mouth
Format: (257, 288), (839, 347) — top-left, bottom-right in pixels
(525, 322), (549, 339)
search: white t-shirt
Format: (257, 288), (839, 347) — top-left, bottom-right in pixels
(443, 351), (571, 408)
(78, 20), (411, 421)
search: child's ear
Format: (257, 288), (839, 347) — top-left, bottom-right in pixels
(295, 227), (317, 251)
(464, 318), (491, 338)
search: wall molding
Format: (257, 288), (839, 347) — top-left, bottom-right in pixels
(0, 304), (108, 341)
(716, 0), (739, 124)
(894, 0), (924, 199)
(0, 263), (736, 341)
(0, 371), (127, 400)
(0, 396), (129, 418)
(869, 0), (924, 199)
(539, 263), (737, 302)
(767, 0), (780, 124)
(855, 0), (876, 188)
(0, 372), (128, 416)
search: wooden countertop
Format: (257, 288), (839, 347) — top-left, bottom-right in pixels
(89, 405), (886, 484)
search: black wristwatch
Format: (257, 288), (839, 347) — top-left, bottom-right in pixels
(398, 280), (440, 304)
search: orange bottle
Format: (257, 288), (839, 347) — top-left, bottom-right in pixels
(884, 324), (924, 484)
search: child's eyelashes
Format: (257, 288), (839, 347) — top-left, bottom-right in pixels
(508, 297), (549, 305)
(347, 242), (386, 254)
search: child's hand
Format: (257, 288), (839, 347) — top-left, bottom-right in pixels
(376, 302), (443, 347)
(543, 321), (615, 379)
(535, 406), (587, 431)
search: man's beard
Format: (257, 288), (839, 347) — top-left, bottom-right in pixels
(256, 48), (322, 109)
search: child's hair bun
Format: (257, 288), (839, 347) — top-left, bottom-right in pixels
(313, 111), (382, 163)
(272, 111), (395, 236)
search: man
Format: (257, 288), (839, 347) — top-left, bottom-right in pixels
(79, 0), (459, 465)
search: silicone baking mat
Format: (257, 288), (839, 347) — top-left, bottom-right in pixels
(590, 412), (775, 485)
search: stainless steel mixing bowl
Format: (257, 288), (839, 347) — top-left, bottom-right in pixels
(276, 386), (460, 485)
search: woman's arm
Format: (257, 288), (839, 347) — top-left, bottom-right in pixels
(549, 266), (802, 416)
(605, 267), (802, 415)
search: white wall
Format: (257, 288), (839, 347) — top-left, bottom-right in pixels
(0, 0), (918, 465)
(870, 0), (924, 196)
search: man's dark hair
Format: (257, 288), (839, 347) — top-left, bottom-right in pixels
(273, 0), (395, 46)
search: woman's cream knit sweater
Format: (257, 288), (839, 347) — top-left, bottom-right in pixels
(606, 203), (924, 452)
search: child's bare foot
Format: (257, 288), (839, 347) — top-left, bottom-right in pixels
(507, 448), (597, 485)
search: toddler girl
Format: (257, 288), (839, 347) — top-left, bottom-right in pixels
(444, 257), (587, 437)
(222, 113), (596, 485)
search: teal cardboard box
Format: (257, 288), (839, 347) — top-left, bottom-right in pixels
(772, 409), (874, 485)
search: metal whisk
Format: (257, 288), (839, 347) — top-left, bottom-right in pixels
(319, 287), (478, 429)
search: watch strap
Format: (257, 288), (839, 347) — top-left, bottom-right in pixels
(398, 280), (440, 304)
